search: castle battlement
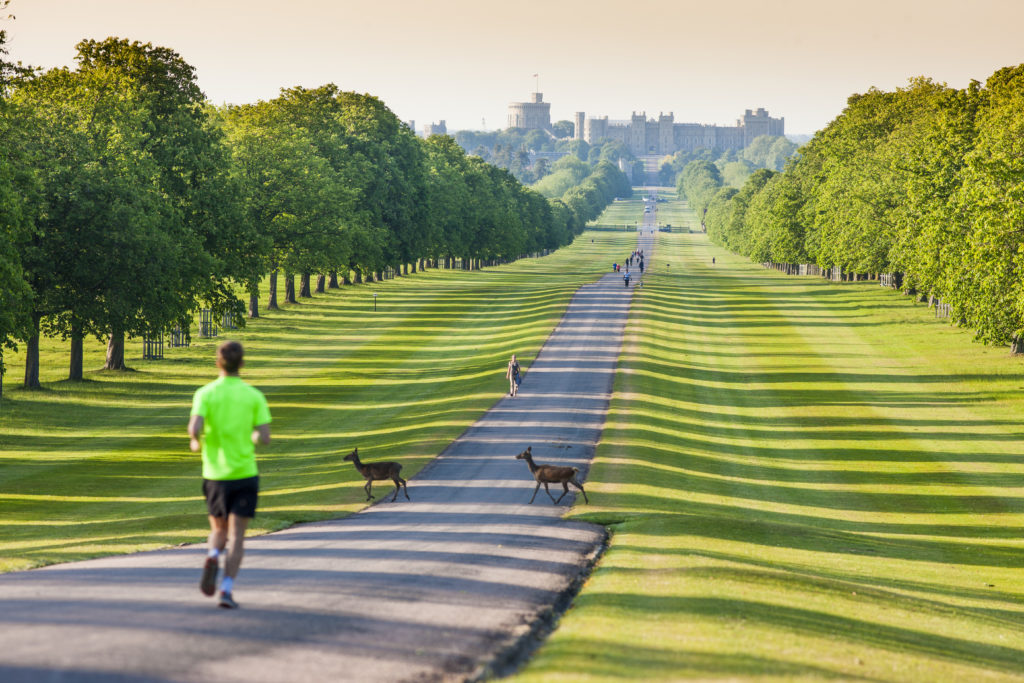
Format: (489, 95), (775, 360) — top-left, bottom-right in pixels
(507, 92), (783, 154)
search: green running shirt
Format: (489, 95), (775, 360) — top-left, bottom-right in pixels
(190, 376), (271, 480)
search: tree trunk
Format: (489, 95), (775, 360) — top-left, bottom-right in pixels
(268, 269), (279, 310)
(249, 289), (259, 319)
(300, 272), (312, 298)
(328, 270), (339, 289)
(23, 314), (41, 389)
(316, 274), (326, 293)
(375, 270), (383, 281)
(285, 273), (297, 303)
(104, 326), (127, 371)
(0, 349), (4, 403)
(69, 322), (84, 381)
(343, 271), (352, 285)
(402, 263), (409, 276)
(354, 269), (362, 284)
(1012, 337), (1024, 355)
(411, 260), (417, 274)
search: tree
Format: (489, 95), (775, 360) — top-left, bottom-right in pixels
(11, 61), (178, 384)
(0, 24), (32, 401)
(220, 99), (339, 312)
(721, 160), (754, 188)
(678, 160), (723, 226)
(551, 120), (574, 138)
(956, 66), (1024, 350)
(338, 92), (428, 277)
(72, 38), (255, 370)
(423, 134), (473, 263)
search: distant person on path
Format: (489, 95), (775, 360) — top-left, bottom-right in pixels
(189, 341), (272, 609)
(624, 271), (631, 287)
(712, 257), (716, 265)
(506, 354), (521, 397)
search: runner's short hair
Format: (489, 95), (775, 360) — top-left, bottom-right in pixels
(217, 341), (244, 373)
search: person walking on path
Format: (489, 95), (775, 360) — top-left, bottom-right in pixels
(506, 354), (522, 397)
(188, 341), (272, 609)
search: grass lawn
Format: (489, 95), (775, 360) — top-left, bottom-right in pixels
(589, 196), (645, 233)
(0, 208), (641, 572)
(514, 204), (1024, 680)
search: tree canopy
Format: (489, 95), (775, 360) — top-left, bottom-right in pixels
(699, 67), (1024, 352)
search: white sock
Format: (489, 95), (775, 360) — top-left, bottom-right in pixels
(221, 576), (234, 594)
(207, 548), (220, 559)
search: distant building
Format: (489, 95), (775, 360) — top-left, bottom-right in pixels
(423, 120), (447, 137)
(503, 92), (785, 154)
(507, 92), (551, 131)
(580, 108), (784, 156)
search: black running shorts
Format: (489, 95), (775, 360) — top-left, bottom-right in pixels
(203, 476), (259, 518)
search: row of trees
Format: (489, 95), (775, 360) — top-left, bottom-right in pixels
(698, 66), (1024, 351)
(454, 127), (641, 186)
(0, 36), (623, 398)
(660, 135), (798, 188)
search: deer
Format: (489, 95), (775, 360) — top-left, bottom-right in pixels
(514, 446), (589, 505)
(343, 448), (410, 502)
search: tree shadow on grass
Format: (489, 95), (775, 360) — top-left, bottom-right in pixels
(524, 640), (872, 680)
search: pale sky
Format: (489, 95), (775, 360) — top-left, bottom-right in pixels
(5, 0), (1023, 135)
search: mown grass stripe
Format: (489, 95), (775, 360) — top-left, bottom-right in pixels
(0, 208), (644, 572)
(514, 199), (1024, 681)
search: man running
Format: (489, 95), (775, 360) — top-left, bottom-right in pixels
(189, 341), (271, 609)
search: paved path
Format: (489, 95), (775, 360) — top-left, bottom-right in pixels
(0, 227), (655, 683)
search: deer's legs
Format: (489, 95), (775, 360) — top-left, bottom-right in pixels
(529, 482), (542, 503)
(554, 482), (570, 504)
(364, 480), (374, 500)
(399, 476), (410, 500)
(389, 476), (409, 502)
(544, 482), (558, 503)
(573, 479), (589, 504)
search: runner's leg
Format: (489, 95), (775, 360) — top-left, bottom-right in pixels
(223, 513), (250, 579)
(208, 515), (228, 553)
(201, 515), (228, 596)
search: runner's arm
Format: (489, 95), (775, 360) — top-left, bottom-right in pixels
(252, 423), (271, 446)
(188, 415), (203, 452)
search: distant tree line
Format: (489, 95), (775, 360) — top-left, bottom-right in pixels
(453, 125), (642, 186)
(0, 36), (629, 398)
(694, 68), (1024, 352)
(659, 134), (798, 188)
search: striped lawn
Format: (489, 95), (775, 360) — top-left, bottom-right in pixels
(0, 210), (641, 572)
(515, 213), (1024, 680)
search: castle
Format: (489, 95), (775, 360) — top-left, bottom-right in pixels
(507, 92), (783, 156)
(506, 92), (553, 131)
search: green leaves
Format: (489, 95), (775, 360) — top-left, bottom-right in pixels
(704, 67), (1024, 350)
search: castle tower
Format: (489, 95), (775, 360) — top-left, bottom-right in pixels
(507, 92), (552, 131)
(630, 112), (646, 156)
(742, 107), (783, 146)
(574, 112), (585, 140)
(658, 112), (674, 155)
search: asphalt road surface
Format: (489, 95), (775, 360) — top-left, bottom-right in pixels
(0, 226), (655, 683)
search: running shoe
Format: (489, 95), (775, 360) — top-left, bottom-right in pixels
(199, 556), (218, 597)
(218, 591), (238, 609)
